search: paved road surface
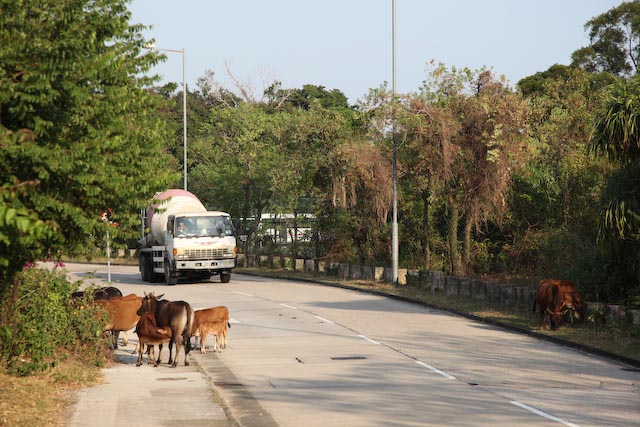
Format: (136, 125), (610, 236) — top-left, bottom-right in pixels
(63, 263), (640, 427)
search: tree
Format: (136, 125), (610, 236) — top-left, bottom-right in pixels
(571, 1), (640, 76)
(590, 76), (640, 300)
(0, 0), (178, 293)
(404, 66), (528, 274)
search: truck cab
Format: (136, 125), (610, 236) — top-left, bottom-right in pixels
(162, 212), (237, 284)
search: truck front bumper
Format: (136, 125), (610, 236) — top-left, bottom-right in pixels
(174, 258), (236, 271)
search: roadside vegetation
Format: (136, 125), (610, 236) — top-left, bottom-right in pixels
(0, 267), (112, 427)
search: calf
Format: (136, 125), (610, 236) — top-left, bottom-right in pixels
(135, 311), (172, 367)
(193, 320), (226, 353)
(192, 306), (230, 350)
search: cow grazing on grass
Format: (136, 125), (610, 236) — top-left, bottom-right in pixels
(192, 306), (230, 350)
(137, 292), (193, 368)
(533, 279), (586, 330)
(135, 311), (172, 367)
(97, 293), (142, 349)
(554, 279), (586, 324)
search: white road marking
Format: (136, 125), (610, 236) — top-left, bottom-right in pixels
(232, 291), (254, 297)
(279, 303), (297, 310)
(229, 318), (242, 324)
(315, 315), (334, 324)
(358, 334), (380, 345)
(510, 401), (581, 427)
(415, 360), (457, 380)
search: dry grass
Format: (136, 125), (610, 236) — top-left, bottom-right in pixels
(0, 358), (104, 427)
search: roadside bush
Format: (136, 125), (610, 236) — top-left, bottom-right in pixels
(0, 266), (110, 376)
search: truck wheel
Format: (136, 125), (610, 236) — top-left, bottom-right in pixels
(220, 272), (231, 283)
(165, 263), (177, 286)
(140, 256), (148, 282)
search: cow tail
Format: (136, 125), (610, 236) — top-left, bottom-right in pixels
(532, 297), (537, 314)
(184, 306), (193, 354)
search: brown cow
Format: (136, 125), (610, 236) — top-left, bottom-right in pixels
(97, 294), (142, 349)
(137, 292), (193, 368)
(192, 306), (230, 350)
(193, 320), (226, 353)
(533, 278), (587, 330)
(532, 279), (564, 330)
(135, 311), (172, 367)
(555, 280), (586, 324)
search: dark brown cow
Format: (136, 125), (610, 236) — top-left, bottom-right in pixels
(137, 292), (193, 368)
(72, 286), (123, 301)
(135, 311), (172, 367)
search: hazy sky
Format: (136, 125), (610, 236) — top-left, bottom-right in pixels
(129, 0), (626, 103)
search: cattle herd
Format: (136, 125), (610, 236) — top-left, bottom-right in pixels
(73, 277), (585, 368)
(72, 288), (230, 368)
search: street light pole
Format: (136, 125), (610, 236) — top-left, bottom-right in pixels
(145, 45), (188, 190)
(181, 48), (187, 191)
(391, 0), (399, 285)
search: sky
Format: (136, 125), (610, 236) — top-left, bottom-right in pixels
(129, 0), (626, 103)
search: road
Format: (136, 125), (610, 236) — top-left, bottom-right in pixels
(64, 262), (639, 427)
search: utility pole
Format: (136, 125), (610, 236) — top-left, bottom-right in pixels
(391, 0), (399, 284)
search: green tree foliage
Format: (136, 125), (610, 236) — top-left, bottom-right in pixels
(590, 76), (640, 301)
(571, 1), (640, 76)
(0, 0), (178, 292)
(508, 68), (608, 294)
(273, 84), (351, 110)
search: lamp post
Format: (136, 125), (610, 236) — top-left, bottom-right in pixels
(146, 45), (188, 191)
(391, 0), (398, 284)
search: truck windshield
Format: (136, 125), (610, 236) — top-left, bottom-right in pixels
(175, 216), (234, 237)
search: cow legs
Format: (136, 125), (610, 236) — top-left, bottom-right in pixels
(156, 343), (163, 365)
(167, 340), (175, 366)
(122, 329), (132, 346)
(200, 333), (207, 354)
(136, 342), (144, 367)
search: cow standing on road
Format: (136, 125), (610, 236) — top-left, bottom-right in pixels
(137, 292), (194, 368)
(135, 311), (172, 367)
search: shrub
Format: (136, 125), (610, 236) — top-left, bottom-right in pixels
(0, 267), (110, 376)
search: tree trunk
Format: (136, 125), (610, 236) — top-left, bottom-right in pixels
(447, 193), (462, 275)
(422, 188), (431, 270)
(462, 215), (473, 275)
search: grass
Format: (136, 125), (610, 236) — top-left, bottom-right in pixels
(0, 357), (105, 427)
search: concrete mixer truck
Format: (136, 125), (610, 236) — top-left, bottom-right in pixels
(138, 189), (237, 285)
